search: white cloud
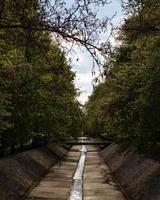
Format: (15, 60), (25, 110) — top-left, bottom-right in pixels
(74, 72), (93, 104)
(77, 91), (91, 105)
(62, 1), (124, 104)
(70, 48), (104, 104)
(76, 72), (92, 84)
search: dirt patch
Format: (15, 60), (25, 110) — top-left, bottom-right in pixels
(101, 144), (160, 200)
(0, 145), (67, 200)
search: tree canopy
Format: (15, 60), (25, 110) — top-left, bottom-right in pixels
(85, 0), (160, 155)
(0, 0), (112, 65)
(0, 0), (85, 151)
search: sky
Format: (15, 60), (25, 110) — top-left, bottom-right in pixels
(69, 1), (124, 104)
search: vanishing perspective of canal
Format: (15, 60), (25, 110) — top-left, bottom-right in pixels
(26, 138), (125, 200)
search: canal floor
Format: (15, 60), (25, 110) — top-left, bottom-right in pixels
(84, 145), (125, 200)
(25, 145), (125, 200)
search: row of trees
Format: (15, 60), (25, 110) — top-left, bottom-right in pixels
(85, 0), (160, 155)
(0, 0), (85, 151)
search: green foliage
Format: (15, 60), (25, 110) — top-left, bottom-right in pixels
(86, 0), (160, 154)
(85, 83), (107, 137)
(0, 1), (84, 148)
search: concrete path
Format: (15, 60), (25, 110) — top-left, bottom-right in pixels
(25, 145), (126, 200)
(84, 145), (125, 200)
(25, 145), (81, 200)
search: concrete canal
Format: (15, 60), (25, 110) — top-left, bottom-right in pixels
(26, 143), (126, 200)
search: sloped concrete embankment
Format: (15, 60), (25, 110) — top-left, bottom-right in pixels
(101, 144), (160, 200)
(0, 145), (67, 200)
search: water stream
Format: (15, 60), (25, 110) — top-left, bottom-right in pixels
(69, 144), (87, 200)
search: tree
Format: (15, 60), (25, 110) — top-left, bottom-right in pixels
(0, 0), (84, 150)
(0, 0), (113, 64)
(86, 0), (160, 155)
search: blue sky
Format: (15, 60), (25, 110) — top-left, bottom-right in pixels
(69, 1), (124, 104)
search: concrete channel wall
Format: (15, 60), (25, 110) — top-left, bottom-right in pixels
(101, 144), (160, 200)
(0, 145), (67, 200)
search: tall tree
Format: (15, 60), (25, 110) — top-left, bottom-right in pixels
(0, 0), (84, 150)
(86, 0), (160, 155)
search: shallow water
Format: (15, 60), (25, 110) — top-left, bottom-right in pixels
(69, 144), (87, 200)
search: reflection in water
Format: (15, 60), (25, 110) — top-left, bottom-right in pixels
(69, 144), (87, 200)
